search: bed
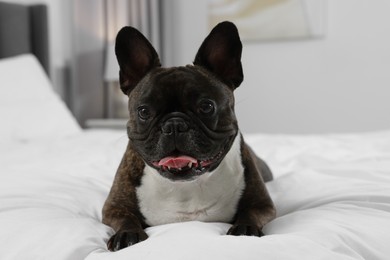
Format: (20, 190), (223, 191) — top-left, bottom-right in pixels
(1, 3), (390, 260)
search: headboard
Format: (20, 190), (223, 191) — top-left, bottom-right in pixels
(0, 2), (49, 75)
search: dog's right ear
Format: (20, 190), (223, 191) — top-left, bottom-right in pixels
(115, 27), (161, 95)
(194, 21), (243, 90)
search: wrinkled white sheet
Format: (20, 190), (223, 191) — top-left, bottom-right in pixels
(1, 130), (390, 260)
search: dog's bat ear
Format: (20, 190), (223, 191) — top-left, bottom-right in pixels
(115, 27), (161, 95)
(194, 21), (243, 90)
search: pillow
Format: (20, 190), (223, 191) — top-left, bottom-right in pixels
(0, 54), (81, 141)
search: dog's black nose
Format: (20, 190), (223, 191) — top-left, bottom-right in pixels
(161, 117), (189, 135)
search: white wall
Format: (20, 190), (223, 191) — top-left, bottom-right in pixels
(162, 0), (209, 67)
(238, 0), (390, 134)
(165, 0), (390, 134)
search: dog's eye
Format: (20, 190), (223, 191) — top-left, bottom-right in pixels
(137, 106), (152, 120)
(198, 100), (215, 116)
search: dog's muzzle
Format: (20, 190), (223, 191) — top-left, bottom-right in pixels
(161, 117), (189, 135)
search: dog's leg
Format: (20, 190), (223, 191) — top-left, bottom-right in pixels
(227, 140), (276, 236)
(102, 143), (147, 251)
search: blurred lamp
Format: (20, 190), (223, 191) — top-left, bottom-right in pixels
(104, 42), (128, 118)
(104, 42), (119, 81)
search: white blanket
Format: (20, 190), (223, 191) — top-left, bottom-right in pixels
(1, 130), (390, 260)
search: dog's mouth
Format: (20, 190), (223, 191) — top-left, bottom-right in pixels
(151, 152), (224, 181)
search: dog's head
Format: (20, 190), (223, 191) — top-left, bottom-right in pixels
(115, 22), (243, 181)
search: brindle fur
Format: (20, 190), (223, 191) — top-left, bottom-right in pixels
(102, 143), (148, 250)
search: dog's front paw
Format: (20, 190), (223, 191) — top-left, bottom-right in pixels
(107, 229), (148, 251)
(227, 224), (265, 237)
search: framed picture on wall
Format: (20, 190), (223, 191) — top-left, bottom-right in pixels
(208, 0), (327, 41)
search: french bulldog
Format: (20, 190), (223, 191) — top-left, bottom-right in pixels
(102, 21), (276, 251)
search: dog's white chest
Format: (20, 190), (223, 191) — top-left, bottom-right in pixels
(136, 134), (245, 226)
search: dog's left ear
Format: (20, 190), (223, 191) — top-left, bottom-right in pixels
(194, 21), (243, 90)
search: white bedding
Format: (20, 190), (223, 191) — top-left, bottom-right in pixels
(1, 55), (390, 260)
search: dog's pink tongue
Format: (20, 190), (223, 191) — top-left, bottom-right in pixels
(158, 156), (197, 169)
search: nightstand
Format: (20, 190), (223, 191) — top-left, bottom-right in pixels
(85, 119), (128, 130)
